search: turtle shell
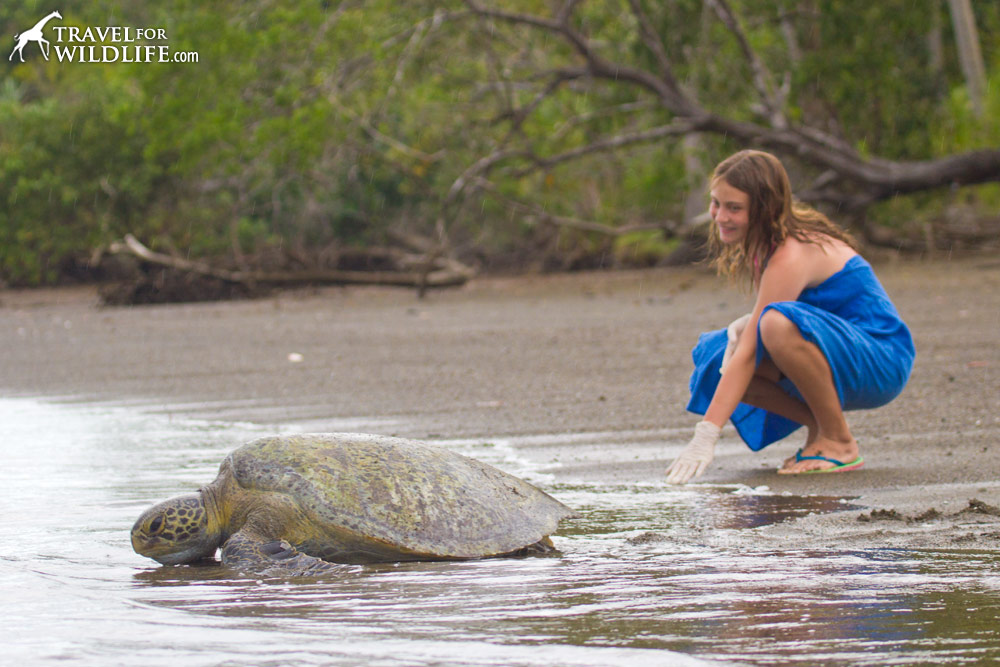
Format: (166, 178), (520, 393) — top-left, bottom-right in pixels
(224, 433), (576, 562)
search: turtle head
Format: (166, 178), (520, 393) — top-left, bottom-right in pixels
(131, 493), (222, 565)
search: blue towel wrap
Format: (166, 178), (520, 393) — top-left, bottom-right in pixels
(687, 255), (915, 451)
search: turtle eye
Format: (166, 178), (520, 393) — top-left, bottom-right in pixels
(149, 516), (164, 534)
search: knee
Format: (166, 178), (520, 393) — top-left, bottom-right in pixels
(758, 308), (800, 350)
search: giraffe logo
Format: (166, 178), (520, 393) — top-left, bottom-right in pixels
(9, 11), (63, 62)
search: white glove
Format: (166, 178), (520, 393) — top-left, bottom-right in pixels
(720, 313), (752, 374)
(665, 421), (722, 484)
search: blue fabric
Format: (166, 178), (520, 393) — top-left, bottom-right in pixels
(686, 255), (915, 451)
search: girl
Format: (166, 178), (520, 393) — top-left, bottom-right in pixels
(666, 150), (914, 483)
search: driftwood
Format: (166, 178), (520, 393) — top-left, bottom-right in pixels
(107, 234), (474, 290)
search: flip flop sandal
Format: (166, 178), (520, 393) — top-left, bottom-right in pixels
(782, 448), (864, 474)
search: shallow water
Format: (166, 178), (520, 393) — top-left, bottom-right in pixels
(2, 399), (998, 666)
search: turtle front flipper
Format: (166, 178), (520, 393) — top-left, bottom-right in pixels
(220, 530), (344, 577)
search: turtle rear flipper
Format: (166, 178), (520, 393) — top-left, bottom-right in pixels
(505, 535), (557, 557)
(221, 531), (343, 577)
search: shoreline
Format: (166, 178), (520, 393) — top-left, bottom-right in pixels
(3, 257), (999, 550)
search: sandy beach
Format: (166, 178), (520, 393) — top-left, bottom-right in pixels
(2, 257), (999, 550)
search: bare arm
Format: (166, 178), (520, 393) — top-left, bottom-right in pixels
(702, 243), (815, 428)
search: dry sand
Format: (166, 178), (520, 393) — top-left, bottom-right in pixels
(2, 257), (999, 549)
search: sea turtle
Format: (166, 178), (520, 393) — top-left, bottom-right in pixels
(131, 433), (577, 575)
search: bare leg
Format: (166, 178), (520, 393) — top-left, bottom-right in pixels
(757, 310), (859, 473)
(743, 360), (817, 439)
(741, 360), (818, 467)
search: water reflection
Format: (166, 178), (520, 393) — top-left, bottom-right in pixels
(1, 398), (998, 667)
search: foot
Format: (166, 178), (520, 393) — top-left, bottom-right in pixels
(781, 425), (819, 469)
(778, 436), (860, 474)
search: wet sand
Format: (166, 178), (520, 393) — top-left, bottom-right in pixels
(2, 257), (999, 549)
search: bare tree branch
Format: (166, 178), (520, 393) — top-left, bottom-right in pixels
(555, 0), (585, 26)
(510, 120), (698, 176)
(497, 67), (588, 131)
(380, 9), (468, 50)
(376, 13), (431, 118)
(327, 96), (445, 164)
(444, 148), (532, 206)
(626, 0), (685, 96)
(705, 0), (787, 128)
(789, 123), (862, 162)
(471, 177), (672, 237)
(550, 100), (657, 142)
(470, 11), (519, 119)
(777, 2), (802, 64)
(463, 0), (702, 116)
(443, 120), (698, 210)
(702, 113), (1000, 197)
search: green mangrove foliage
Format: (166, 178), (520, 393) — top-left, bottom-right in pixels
(1, 0), (998, 285)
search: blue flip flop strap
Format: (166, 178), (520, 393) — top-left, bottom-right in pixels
(794, 449), (847, 467)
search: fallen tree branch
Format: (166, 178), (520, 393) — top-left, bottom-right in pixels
(108, 234), (473, 289)
(109, 234), (237, 281)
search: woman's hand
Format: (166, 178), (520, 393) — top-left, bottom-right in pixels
(665, 421), (722, 484)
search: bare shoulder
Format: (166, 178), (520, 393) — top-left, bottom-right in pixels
(769, 236), (856, 288)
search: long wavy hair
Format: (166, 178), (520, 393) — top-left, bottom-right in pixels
(707, 150), (858, 289)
